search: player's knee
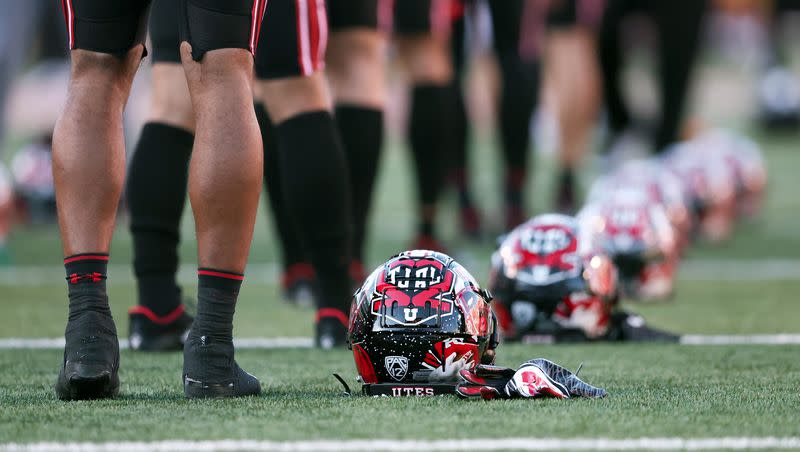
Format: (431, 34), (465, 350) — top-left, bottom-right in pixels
(396, 38), (452, 84)
(70, 48), (142, 96)
(181, 44), (253, 86)
(258, 74), (330, 123)
(328, 31), (385, 75)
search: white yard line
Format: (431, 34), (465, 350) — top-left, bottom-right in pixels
(0, 337), (313, 350)
(679, 334), (800, 345)
(0, 259), (799, 286)
(2, 437), (800, 451)
(1, 334), (799, 350)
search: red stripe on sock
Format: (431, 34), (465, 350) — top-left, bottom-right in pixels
(197, 269), (245, 281)
(64, 254), (109, 264)
(128, 304), (185, 325)
(316, 308), (348, 327)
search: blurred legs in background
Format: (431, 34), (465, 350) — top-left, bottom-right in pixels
(326, 0), (388, 281)
(488, 0), (542, 229)
(256, 0), (354, 349)
(544, 0), (604, 213)
(126, 0), (194, 351)
(598, 0), (708, 159)
(393, 0), (455, 251)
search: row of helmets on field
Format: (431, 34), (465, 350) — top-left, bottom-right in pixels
(345, 127), (766, 386)
(491, 128), (766, 342)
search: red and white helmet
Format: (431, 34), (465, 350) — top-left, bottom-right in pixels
(489, 214), (617, 341)
(664, 138), (738, 243)
(578, 188), (678, 301)
(348, 250), (497, 386)
(588, 158), (693, 253)
(691, 129), (767, 219)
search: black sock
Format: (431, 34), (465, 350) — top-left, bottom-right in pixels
(127, 122), (193, 316)
(451, 80), (471, 208)
(256, 103), (308, 272)
(497, 54), (538, 210)
(559, 167), (575, 191)
(505, 167), (526, 209)
(598, 0), (633, 142)
(276, 111), (353, 315)
(64, 253), (111, 320)
(192, 269), (243, 343)
(409, 84), (453, 237)
(652, 0), (706, 151)
(335, 104), (383, 263)
(555, 166), (577, 213)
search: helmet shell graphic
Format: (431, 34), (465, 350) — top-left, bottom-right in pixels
(348, 250), (496, 384)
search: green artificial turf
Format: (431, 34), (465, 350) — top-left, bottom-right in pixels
(0, 130), (798, 444)
(0, 345), (798, 442)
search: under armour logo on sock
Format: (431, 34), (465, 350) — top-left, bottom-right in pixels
(67, 272), (105, 284)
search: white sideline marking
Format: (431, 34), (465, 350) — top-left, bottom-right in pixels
(0, 337), (313, 350)
(1, 259), (799, 286)
(1, 334), (799, 350)
(679, 334), (800, 345)
(2, 437), (800, 451)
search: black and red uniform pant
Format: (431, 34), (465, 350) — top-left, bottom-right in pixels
(59, 0), (267, 61)
(255, 0), (384, 80)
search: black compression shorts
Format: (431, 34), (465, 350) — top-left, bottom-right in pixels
(60, 0), (267, 61)
(149, 0), (180, 64)
(255, 0), (327, 79)
(327, 0), (381, 31)
(390, 0), (454, 37)
(546, 0), (605, 30)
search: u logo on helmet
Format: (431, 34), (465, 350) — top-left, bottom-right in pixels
(372, 258), (455, 326)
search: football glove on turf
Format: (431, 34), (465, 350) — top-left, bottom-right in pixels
(455, 358), (607, 400)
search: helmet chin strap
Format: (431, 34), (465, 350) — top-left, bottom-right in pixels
(332, 373), (352, 397)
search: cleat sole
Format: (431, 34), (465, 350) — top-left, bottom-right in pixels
(56, 364), (119, 401)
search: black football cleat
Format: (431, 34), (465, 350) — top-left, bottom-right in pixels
(55, 311), (120, 400)
(555, 181), (577, 215)
(128, 304), (193, 352)
(608, 312), (679, 343)
(281, 263), (316, 308)
(315, 311), (349, 349)
(460, 205), (483, 240)
(183, 334), (261, 398)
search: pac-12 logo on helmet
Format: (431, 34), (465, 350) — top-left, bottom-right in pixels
(384, 356), (409, 381)
(371, 252), (456, 326)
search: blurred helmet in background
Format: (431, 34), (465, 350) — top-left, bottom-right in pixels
(664, 137), (738, 243)
(588, 158), (693, 253)
(11, 135), (56, 225)
(692, 129), (767, 219)
(348, 250), (497, 385)
(578, 188), (677, 301)
(489, 214), (617, 342)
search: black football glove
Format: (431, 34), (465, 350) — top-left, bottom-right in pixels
(456, 358), (607, 400)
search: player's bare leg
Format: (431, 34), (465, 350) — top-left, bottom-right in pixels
(53, 46), (143, 400)
(396, 34), (454, 251)
(54, 48), (142, 257)
(326, 28), (387, 279)
(182, 45), (261, 273)
(180, 43), (262, 398)
(546, 27), (601, 213)
(259, 73), (354, 348)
